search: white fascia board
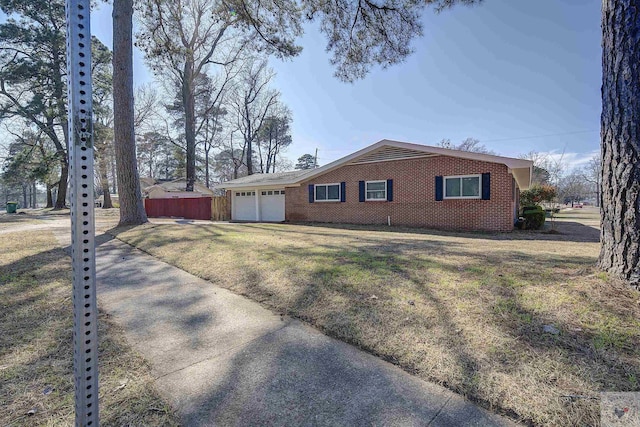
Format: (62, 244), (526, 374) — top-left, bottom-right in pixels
(217, 182), (294, 190)
(290, 139), (534, 183)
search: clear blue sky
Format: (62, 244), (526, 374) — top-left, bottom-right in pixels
(262, 0), (602, 168)
(5, 0), (603, 169)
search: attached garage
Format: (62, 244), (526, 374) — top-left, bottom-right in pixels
(219, 171), (309, 222)
(230, 187), (289, 222)
(232, 191), (257, 221)
(259, 190), (285, 222)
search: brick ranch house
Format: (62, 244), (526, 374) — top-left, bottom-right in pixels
(215, 140), (533, 232)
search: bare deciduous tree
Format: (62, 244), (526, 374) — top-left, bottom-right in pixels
(438, 137), (494, 154)
(231, 59), (279, 175)
(137, 0), (301, 190)
(520, 151), (552, 186)
(580, 155), (601, 207)
(256, 103), (293, 173)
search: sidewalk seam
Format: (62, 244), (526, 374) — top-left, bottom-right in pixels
(426, 393), (453, 426)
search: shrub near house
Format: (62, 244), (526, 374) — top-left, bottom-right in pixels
(519, 184), (557, 230)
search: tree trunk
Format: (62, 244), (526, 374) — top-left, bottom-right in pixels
(51, 37), (70, 211)
(246, 140), (253, 175)
(183, 60), (196, 191)
(46, 184), (53, 208)
(111, 154), (117, 194)
(22, 184), (27, 208)
(113, 0), (147, 225)
(99, 156), (113, 209)
(257, 141), (264, 173)
(54, 161), (68, 209)
(32, 181), (37, 208)
(598, 0), (640, 286)
(205, 145), (210, 188)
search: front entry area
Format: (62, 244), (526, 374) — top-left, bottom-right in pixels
(232, 189), (285, 222)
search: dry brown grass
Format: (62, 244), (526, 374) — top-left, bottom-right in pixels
(0, 212), (40, 231)
(0, 226), (179, 426)
(112, 207), (640, 426)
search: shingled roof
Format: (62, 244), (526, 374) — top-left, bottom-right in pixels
(216, 140), (533, 190)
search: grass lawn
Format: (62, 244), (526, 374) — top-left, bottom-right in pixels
(0, 220), (179, 425)
(113, 207), (640, 426)
(0, 212), (40, 231)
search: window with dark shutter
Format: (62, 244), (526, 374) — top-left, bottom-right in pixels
(435, 176), (443, 201)
(482, 173), (491, 200)
(443, 175), (481, 199)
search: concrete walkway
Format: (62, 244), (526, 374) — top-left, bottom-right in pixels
(88, 230), (516, 426)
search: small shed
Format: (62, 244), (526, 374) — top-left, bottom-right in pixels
(143, 178), (216, 220)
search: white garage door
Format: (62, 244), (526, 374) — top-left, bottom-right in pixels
(233, 191), (256, 221)
(259, 189), (285, 222)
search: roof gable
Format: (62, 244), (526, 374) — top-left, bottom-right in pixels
(215, 139), (534, 190)
(297, 140), (533, 189)
(348, 145), (438, 164)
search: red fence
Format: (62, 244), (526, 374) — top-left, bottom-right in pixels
(144, 197), (212, 220)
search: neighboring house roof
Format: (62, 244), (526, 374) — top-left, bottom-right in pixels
(139, 177), (157, 190)
(144, 178), (215, 196)
(216, 170), (308, 188)
(216, 139), (534, 190)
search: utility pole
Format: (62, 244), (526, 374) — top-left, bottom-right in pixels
(65, 0), (100, 425)
(314, 147), (318, 169)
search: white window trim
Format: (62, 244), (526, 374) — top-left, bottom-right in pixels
(443, 174), (482, 199)
(365, 180), (387, 201)
(314, 183), (341, 202)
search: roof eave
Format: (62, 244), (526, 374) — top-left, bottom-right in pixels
(214, 180), (301, 190)
(215, 139), (535, 189)
(510, 166), (532, 190)
(287, 139), (535, 184)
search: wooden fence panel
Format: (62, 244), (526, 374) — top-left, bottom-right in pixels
(211, 196), (229, 221)
(144, 197), (212, 220)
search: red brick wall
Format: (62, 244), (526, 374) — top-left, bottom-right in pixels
(285, 156), (516, 232)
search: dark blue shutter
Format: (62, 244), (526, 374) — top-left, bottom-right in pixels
(482, 173), (491, 200)
(308, 184), (314, 203)
(435, 176), (443, 201)
(359, 181), (365, 202)
(387, 179), (393, 201)
(340, 182), (346, 202)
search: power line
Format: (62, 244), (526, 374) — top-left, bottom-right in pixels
(481, 130), (599, 143)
